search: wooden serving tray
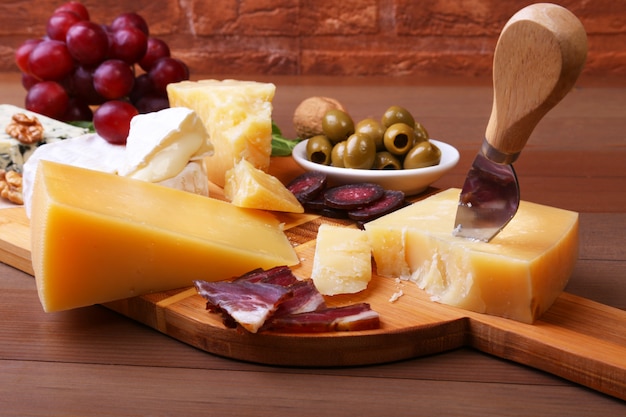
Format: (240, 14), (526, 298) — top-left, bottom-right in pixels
(1, 199), (625, 401)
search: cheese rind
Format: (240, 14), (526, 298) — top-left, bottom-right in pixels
(118, 107), (212, 183)
(167, 79), (275, 187)
(365, 188), (579, 323)
(31, 160), (299, 312)
(224, 159), (304, 213)
(311, 224), (372, 296)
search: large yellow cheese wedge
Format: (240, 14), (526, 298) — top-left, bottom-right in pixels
(311, 224), (372, 296)
(167, 79), (275, 187)
(365, 188), (579, 323)
(224, 159), (303, 213)
(30, 160), (299, 312)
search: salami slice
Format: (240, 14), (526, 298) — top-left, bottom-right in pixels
(323, 183), (384, 210)
(286, 171), (328, 203)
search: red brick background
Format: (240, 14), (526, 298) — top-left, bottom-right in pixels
(0, 0), (624, 77)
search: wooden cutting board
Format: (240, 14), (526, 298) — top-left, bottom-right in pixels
(1, 199), (625, 401)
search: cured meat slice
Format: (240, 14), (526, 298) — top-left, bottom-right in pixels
(195, 267), (381, 334)
(323, 183), (384, 210)
(235, 265), (298, 286)
(194, 280), (291, 333)
(286, 171), (327, 203)
(347, 189), (407, 222)
(273, 279), (326, 317)
(265, 303), (380, 333)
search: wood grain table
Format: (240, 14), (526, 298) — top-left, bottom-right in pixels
(1, 72), (625, 416)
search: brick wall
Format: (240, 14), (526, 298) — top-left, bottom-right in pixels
(1, 0), (624, 77)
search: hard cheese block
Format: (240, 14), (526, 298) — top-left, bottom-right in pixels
(167, 79), (275, 187)
(311, 224), (372, 296)
(224, 159), (303, 213)
(365, 188), (579, 323)
(30, 160), (299, 312)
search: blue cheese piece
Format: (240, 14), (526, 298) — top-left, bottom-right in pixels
(0, 104), (88, 173)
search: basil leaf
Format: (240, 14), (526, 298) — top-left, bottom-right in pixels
(271, 121), (301, 156)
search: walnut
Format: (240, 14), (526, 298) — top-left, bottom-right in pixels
(293, 96), (346, 139)
(0, 170), (24, 205)
(5, 113), (44, 144)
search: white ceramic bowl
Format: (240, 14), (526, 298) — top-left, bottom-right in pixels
(292, 139), (459, 196)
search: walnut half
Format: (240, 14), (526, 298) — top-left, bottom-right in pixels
(0, 170), (24, 205)
(5, 113), (44, 144)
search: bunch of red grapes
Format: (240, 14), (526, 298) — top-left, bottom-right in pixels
(14, 1), (190, 144)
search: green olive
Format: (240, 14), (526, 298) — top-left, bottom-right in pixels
(343, 133), (376, 169)
(413, 122), (429, 145)
(322, 109), (355, 143)
(372, 151), (402, 170)
(355, 118), (385, 151)
(306, 135), (333, 165)
(403, 141), (442, 169)
(331, 140), (347, 167)
(381, 105), (415, 128)
(383, 123), (415, 156)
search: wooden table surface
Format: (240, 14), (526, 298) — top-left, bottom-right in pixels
(1, 72), (625, 415)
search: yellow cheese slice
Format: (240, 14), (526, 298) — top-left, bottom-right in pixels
(224, 159), (304, 213)
(167, 79), (275, 187)
(365, 188), (579, 323)
(30, 160), (299, 312)
(311, 224), (372, 296)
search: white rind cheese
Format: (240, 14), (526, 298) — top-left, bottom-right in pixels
(0, 104), (87, 173)
(118, 107), (212, 183)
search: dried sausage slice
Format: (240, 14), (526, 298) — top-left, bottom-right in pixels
(323, 183), (384, 210)
(286, 171), (327, 203)
(348, 189), (406, 222)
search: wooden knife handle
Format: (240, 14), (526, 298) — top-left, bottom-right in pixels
(484, 3), (587, 164)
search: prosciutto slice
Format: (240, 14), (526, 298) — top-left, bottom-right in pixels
(195, 266), (380, 334)
(265, 303), (380, 333)
(193, 280), (291, 333)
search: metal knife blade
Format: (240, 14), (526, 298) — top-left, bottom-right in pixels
(453, 151), (519, 242)
(453, 3), (587, 242)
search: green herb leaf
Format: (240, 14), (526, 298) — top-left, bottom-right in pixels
(271, 121), (301, 156)
(67, 120), (95, 132)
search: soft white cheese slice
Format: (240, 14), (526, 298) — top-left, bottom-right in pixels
(118, 107), (212, 183)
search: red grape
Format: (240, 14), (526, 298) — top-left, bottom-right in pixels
(71, 66), (106, 105)
(21, 73), (39, 90)
(62, 97), (93, 122)
(15, 39), (42, 74)
(46, 10), (83, 41)
(93, 59), (135, 100)
(93, 100), (138, 145)
(139, 37), (170, 71)
(111, 12), (149, 36)
(28, 40), (75, 81)
(129, 73), (155, 104)
(135, 94), (169, 114)
(149, 57), (189, 93)
(25, 81), (69, 119)
(54, 1), (90, 21)
(109, 27), (148, 64)
(66, 21), (109, 66)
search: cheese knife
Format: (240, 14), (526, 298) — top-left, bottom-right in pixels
(453, 3), (587, 242)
